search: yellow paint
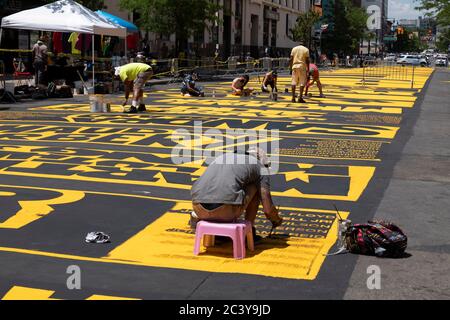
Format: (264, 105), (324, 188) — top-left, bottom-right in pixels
(284, 171), (310, 183)
(1, 286), (60, 300)
(0, 188), (85, 229)
(0, 191), (16, 196)
(289, 122), (399, 139)
(273, 166), (376, 201)
(106, 202), (349, 280)
(11, 161), (43, 169)
(0, 169), (192, 191)
(1, 286), (140, 300)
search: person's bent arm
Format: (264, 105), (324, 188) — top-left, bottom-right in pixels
(231, 79), (241, 92)
(123, 80), (132, 105)
(262, 74), (268, 86)
(260, 186), (282, 225)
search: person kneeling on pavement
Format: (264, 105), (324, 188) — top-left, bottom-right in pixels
(231, 75), (254, 96)
(190, 148), (283, 242)
(261, 70), (278, 93)
(114, 62), (153, 113)
(181, 72), (205, 97)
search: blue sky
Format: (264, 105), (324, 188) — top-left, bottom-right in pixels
(388, 0), (426, 20)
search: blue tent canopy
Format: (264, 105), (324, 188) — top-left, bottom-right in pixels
(96, 10), (138, 33)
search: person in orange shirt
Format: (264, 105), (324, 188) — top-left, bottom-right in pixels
(305, 63), (325, 98)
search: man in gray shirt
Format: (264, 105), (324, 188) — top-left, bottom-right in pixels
(191, 148), (283, 238)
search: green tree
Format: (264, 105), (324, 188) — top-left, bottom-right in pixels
(290, 10), (320, 47)
(78, 0), (106, 10)
(392, 28), (422, 53)
(436, 27), (450, 52)
(321, 0), (368, 55)
(416, 0), (450, 25)
(120, 0), (221, 53)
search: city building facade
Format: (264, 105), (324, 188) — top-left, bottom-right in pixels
(107, 0), (313, 59)
(360, 0), (389, 54)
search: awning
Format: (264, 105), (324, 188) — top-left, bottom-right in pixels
(96, 10), (139, 33)
(1, 0), (126, 37)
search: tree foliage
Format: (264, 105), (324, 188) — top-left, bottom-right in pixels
(120, 0), (221, 51)
(416, 0), (450, 25)
(436, 27), (450, 52)
(392, 28), (422, 53)
(290, 10), (320, 45)
(321, 0), (368, 55)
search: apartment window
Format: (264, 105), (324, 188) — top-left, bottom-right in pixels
(235, 0), (243, 45)
(286, 14), (289, 36)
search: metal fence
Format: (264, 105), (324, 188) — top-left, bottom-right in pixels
(362, 60), (416, 88)
(161, 56), (291, 81)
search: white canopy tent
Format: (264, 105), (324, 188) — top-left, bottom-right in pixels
(0, 0), (127, 86)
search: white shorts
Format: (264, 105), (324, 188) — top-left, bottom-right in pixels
(292, 66), (307, 87)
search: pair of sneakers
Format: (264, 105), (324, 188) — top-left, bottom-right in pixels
(124, 104), (147, 114)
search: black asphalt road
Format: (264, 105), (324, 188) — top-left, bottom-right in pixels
(0, 68), (447, 300)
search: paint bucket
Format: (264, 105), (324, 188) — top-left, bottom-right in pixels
(271, 92), (278, 101)
(89, 95), (110, 113)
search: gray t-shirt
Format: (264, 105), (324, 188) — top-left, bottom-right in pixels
(191, 153), (270, 205)
(32, 42), (48, 63)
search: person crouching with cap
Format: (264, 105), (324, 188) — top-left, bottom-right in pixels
(114, 62), (153, 113)
(261, 70), (278, 93)
(190, 147), (283, 242)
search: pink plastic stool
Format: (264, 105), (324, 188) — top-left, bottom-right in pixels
(193, 220), (254, 259)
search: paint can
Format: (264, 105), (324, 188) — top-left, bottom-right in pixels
(89, 95), (110, 113)
(271, 92), (278, 101)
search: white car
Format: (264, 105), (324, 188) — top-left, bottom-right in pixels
(397, 55), (427, 66)
(435, 55), (448, 67)
(384, 54), (396, 62)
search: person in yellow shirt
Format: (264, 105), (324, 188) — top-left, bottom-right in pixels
(289, 41), (310, 103)
(114, 63), (153, 113)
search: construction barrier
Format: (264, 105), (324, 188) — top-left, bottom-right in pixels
(362, 60), (416, 88)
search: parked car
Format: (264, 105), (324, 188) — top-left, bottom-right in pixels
(384, 54), (396, 62)
(418, 55), (429, 66)
(435, 55), (449, 67)
(396, 55), (427, 66)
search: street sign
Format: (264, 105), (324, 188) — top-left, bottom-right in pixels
(384, 35), (397, 42)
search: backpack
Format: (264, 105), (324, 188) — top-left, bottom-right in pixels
(56, 85), (73, 98)
(345, 220), (407, 257)
(31, 88), (48, 100)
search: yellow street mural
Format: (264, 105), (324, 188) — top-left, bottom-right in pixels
(0, 68), (434, 291)
(1, 286), (140, 300)
(106, 202), (349, 280)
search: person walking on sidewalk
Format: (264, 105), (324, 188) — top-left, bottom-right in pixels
(190, 148), (283, 241)
(289, 41), (310, 103)
(114, 62), (153, 113)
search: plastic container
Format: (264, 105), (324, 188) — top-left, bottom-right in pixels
(89, 95), (111, 113)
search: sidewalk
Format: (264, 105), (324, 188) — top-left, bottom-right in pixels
(344, 68), (450, 299)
